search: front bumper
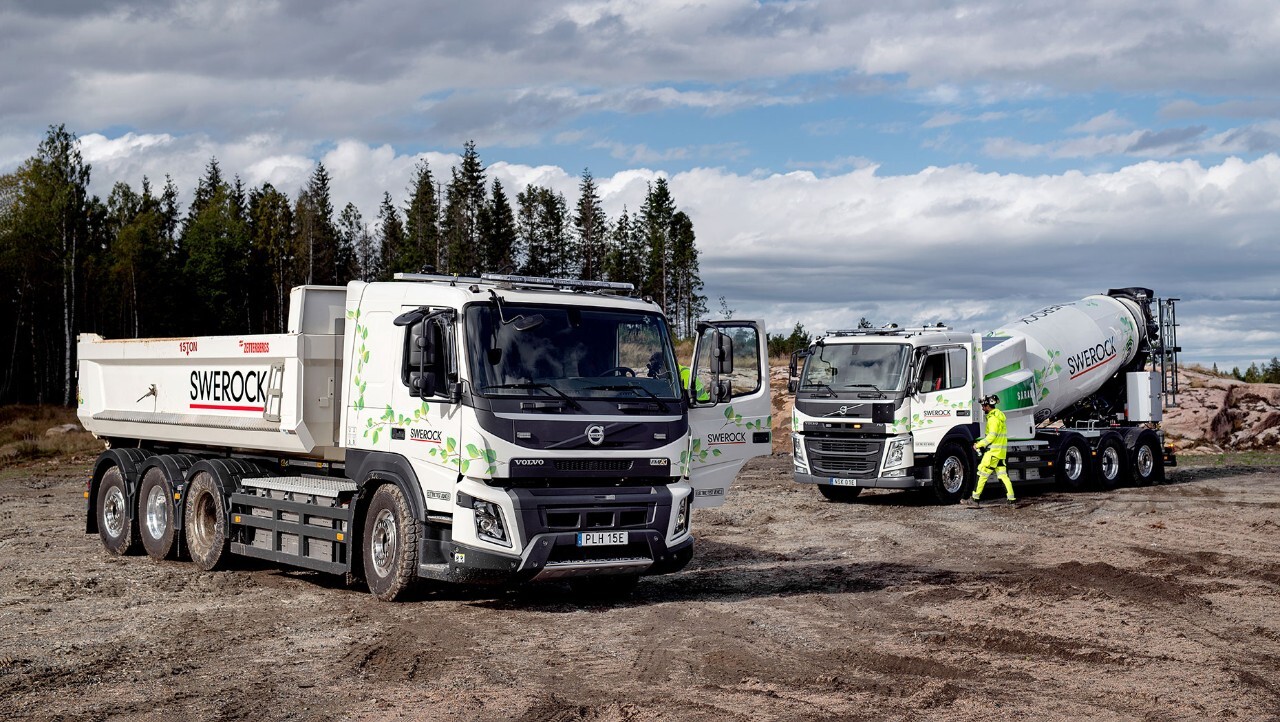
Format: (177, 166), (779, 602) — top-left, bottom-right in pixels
(794, 470), (932, 490)
(420, 532), (694, 585)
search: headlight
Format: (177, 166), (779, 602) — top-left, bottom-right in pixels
(472, 499), (511, 547)
(674, 494), (690, 535)
(884, 437), (910, 469)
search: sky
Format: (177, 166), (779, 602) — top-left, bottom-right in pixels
(1, 0), (1278, 371)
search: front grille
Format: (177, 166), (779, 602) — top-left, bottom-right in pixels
(553, 459), (634, 472)
(812, 458), (878, 474)
(543, 506), (652, 531)
(813, 439), (878, 455)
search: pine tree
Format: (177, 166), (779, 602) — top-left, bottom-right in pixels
(295, 163), (339, 285)
(517, 185), (569, 277)
(182, 165), (251, 333)
(402, 159), (440, 274)
(640, 178), (676, 308)
(573, 169), (609, 281)
(440, 141), (487, 276)
(604, 206), (644, 288)
(338, 202), (376, 282)
(481, 179), (518, 273)
(377, 192), (406, 281)
(668, 211), (705, 338)
(248, 183), (296, 332)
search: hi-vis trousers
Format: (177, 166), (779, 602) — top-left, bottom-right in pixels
(973, 450), (1015, 500)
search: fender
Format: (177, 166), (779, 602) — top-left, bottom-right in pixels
(183, 458), (276, 516)
(343, 449), (428, 522)
(138, 454), (202, 531)
(86, 448), (155, 534)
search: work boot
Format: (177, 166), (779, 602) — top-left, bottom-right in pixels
(960, 497), (980, 508)
(1006, 498), (1018, 508)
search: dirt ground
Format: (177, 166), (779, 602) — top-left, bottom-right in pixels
(2, 455), (1279, 722)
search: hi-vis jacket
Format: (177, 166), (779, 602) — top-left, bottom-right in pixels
(975, 407), (1008, 461)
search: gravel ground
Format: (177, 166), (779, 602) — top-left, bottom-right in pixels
(2, 455), (1279, 721)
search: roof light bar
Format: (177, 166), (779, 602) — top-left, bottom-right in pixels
(480, 273), (634, 294)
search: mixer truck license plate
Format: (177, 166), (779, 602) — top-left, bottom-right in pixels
(577, 531), (628, 546)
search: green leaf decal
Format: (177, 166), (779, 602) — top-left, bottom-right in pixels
(459, 459), (470, 473)
(712, 448), (722, 457)
(466, 444), (479, 458)
(371, 428), (380, 444)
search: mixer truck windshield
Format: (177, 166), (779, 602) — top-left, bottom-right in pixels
(465, 304), (681, 401)
(801, 343), (911, 393)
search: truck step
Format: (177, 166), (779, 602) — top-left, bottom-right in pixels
(240, 476), (357, 498)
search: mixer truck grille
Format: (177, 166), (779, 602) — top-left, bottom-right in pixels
(813, 439), (879, 455)
(805, 436), (882, 477)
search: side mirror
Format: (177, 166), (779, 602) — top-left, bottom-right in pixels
(715, 380), (732, 403)
(710, 332), (733, 375)
(787, 378), (799, 394)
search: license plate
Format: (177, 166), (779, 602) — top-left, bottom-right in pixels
(577, 531), (628, 546)
(830, 478), (858, 487)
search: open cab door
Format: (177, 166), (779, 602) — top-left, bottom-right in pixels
(686, 320), (771, 508)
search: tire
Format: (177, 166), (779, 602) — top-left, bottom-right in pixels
(569, 574), (640, 600)
(96, 466), (140, 555)
(1055, 436), (1091, 490)
(817, 484), (862, 502)
(1130, 431), (1164, 486)
(137, 466), (178, 560)
(1093, 435), (1127, 490)
(931, 442), (972, 504)
(184, 471), (229, 571)
(363, 484), (420, 601)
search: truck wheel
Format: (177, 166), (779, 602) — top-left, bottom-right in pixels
(363, 484), (420, 601)
(137, 467), (178, 560)
(184, 471), (229, 571)
(1055, 437), (1091, 490)
(1130, 432), (1164, 486)
(1094, 435), (1127, 490)
(96, 466), (140, 555)
(818, 484), (862, 502)
(931, 442), (972, 504)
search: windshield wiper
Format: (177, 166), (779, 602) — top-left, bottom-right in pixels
(586, 384), (670, 412)
(841, 383), (883, 392)
(482, 382), (583, 411)
(800, 381), (836, 397)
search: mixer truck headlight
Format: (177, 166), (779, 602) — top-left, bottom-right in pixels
(472, 499), (511, 547)
(885, 438), (910, 469)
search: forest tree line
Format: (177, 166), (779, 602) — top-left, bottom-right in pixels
(0, 125), (706, 406)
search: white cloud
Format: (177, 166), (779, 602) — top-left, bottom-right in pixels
(1068, 110), (1131, 134)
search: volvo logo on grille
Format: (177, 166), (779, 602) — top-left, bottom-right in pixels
(585, 424), (606, 446)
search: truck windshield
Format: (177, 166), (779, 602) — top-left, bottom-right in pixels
(802, 343), (911, 392)
(465, 304), (681, 401)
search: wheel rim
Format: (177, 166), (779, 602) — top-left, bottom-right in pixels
(145, 485), (169, 540)
(103, 486), (126, 537)
(1136, 444), (1154, 478)
(1064, 446), (1084, 481)
(940, 455), (965, 494)
(370, 509), (397, 577)
(190, 490), (217, 550)
(1101, 446), (1121, 480)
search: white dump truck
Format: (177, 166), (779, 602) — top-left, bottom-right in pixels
(789, 287), (1179, 503)
(79, 273), (771, 599)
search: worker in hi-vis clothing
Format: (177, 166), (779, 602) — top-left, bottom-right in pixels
(962, 395), (1016, 508)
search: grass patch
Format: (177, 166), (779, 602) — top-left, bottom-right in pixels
(0, 405), (103, 467)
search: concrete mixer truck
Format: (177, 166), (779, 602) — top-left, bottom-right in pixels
(788, 287), (1179, 503)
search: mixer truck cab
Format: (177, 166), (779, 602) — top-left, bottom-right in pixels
(789, 288), (1179, 504)
(78, 273), (772, 600)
